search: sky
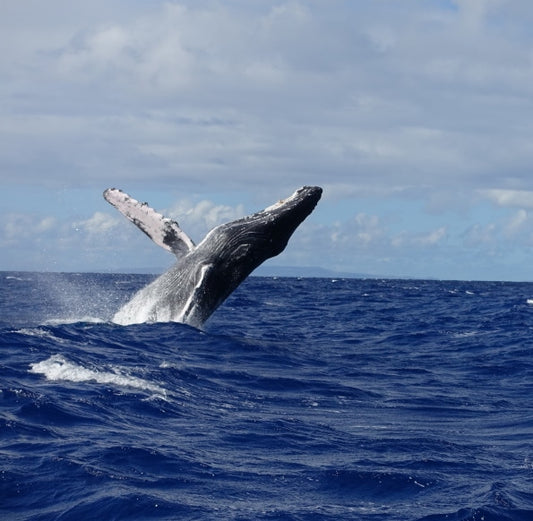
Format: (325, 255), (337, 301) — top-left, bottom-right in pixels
(2, 0), (533, 280)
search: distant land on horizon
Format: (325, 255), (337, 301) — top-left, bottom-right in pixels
(252, 265), (390, 279)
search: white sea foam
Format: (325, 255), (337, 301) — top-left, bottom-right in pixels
(29, 355), (167, 397)
(112, 285), (159, 325)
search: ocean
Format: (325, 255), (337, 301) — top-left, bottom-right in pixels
(1, 272), (532, 521)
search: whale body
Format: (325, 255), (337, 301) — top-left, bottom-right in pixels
(104, 186), (322, 327)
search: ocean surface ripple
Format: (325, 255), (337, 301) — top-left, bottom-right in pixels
(1, 273), (533, 520)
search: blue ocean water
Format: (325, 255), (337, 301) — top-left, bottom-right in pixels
(1, 272), (533, 521)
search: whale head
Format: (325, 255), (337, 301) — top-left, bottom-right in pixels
(173, 185), (322, 323)
(198, 185), (323, 274)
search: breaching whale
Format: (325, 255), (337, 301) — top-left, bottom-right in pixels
(104, 186), (322, 327)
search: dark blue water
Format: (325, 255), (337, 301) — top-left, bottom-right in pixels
(1, 272), (533, 520)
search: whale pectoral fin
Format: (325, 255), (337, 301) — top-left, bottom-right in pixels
(103, 188), (195, 257)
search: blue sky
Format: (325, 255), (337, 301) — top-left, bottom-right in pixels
(2, 0), (533, 280)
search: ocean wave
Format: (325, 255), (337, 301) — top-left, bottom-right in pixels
(29, 354), (167, 398)
(3, 274), (533, 520)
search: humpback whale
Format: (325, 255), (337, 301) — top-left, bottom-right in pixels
(104, 186), (322, 327)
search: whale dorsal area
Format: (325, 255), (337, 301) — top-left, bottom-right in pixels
(103, 188), (195, 258)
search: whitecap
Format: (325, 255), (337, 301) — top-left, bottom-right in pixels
(29, 354), (167, 398)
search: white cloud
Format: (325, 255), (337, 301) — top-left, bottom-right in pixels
(415, 226), (448, 246)
(1, 214), (58, 242)
(463, 222), (497, 246)
(453, 0), (504, 31)
(481, 189), (533, 209)
(167, 199), (246, 242)
(462, 208), (533, 248)
(390, 226), (447, 249)
(74, 212), (120, 235)
(57, 9), (196, 91)
(505, 209), (528, 235)
(36, 217), (57, 233)
(352, 213), (384, 246)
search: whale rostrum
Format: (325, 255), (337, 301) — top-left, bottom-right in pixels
(104, 186), (322, 327)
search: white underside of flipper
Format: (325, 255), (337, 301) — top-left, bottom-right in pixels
(104, 188), (195, 257)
